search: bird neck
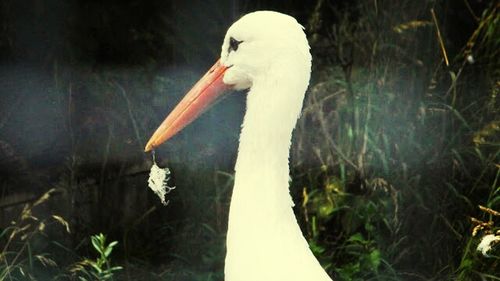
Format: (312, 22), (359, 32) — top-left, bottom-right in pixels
(225, 67), (317, 277)
(225, 68), (332, 281)
(233, 68), (307, 216)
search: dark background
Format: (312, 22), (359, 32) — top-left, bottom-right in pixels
(0, 0), (498, 280)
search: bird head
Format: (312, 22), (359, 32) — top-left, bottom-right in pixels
(220, 11), (311, 90)
(144, 11), (311, 152)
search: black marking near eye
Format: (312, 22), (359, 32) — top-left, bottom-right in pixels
(229, 37), (242, 52)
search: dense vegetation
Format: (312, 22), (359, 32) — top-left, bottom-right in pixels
(0, 0), (498, 280)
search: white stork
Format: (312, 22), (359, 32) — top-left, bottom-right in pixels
(145, 11), (333, 281)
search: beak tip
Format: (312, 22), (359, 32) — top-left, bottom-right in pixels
(144, 142), (154, 152)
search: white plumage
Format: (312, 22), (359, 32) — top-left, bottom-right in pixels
(220, 11), (332, 281)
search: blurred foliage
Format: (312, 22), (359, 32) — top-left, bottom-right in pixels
(291, 0), (499, 280)
(0, 0), (498, 280)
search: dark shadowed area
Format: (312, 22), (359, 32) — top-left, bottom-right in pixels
(0, 0), (498, 280)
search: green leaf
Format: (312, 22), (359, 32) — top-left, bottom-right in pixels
(91, 236), (101, 253)
(90, 262), (102, 274)
(108, 241), (118, 248)
(348, 233), (366, 243)
(104, 247), (113, 258)
(368, 249), (381, 270)
(109, 266), (123, 272)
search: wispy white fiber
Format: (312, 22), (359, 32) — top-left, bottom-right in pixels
(148, 162), (175, 206)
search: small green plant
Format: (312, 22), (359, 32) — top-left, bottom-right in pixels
(72, 233), (122, 281)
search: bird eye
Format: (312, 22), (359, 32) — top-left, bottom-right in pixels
(229, 37), (242, 52)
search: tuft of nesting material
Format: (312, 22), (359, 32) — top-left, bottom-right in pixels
(147, 151), (175, 206)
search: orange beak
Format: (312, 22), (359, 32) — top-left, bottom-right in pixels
(144, 59), (231, 152)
